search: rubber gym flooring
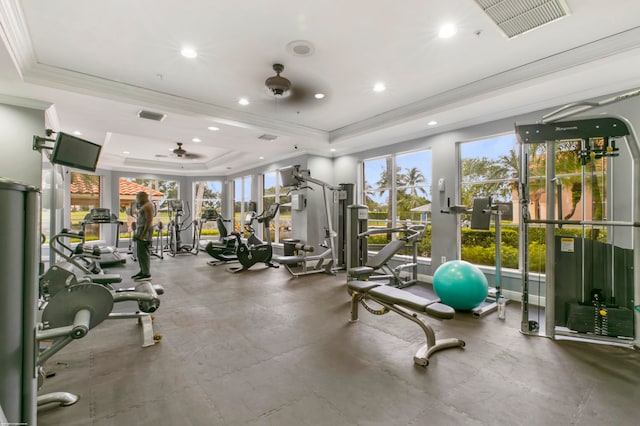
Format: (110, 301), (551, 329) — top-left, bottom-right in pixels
(37, 253), (640, 425)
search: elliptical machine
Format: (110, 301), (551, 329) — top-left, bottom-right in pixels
(228, 203), (280, 273)
(166, 200), (200, 256)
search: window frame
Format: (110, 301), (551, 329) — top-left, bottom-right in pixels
(362, 148), (432, 259)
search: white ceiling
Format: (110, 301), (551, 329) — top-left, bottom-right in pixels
(1, 0), (640, 175)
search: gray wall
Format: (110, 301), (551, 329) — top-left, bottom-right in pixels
(0, 102), (45, 187)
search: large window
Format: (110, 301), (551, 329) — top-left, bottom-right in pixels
(193, 180), (223, 239)
(118, 177), (179, 238)
(233, 176), (252, 233)
(363, 149), (432, 257)
(523, 139), (610, 274)
(263, 171), (292, 243)
(69, 172), (101, 240)
(459, 134), (519, 269)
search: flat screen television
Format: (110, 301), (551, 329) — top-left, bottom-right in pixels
(50, 132), (102, 172)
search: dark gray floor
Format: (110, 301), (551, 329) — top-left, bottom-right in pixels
(38, 255), (640, 425)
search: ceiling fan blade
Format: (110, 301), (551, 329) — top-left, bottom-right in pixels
(184, 153), (203, 159)
(288, 85), (310, 103)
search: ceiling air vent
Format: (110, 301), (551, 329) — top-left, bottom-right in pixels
(137, 110), (166, 122)
(258, 134), (278, 141)
(474, 0), (570, 38)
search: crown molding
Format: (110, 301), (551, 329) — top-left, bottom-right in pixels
(330, 25), (640, 143)
(0, 93), (51, 110)
(4, 0), (640, 150)
(0, 0), (37, 77)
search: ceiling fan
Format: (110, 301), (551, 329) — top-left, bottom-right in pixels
(264, 63), (323, 106)
(170, 142), (203, 160)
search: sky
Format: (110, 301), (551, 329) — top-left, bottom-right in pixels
(460, 134), (517, 160)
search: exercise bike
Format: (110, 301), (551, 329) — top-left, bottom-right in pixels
(203, 209), (240, 266)
(228, 202), (280, 273)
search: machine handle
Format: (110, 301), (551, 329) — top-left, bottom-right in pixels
(70, 309), (91, 339)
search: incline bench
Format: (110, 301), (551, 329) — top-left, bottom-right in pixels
(348, 281), (465, 366)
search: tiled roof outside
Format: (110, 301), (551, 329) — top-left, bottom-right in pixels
(69, 175), (164, 197)
(118, 179), (164, 197)
(69, 173), (99, 195)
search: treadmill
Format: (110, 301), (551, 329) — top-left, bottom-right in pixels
(79, 208), (126, 267)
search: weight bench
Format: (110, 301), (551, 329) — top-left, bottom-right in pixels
(348, 240), (419, 288)
(348, 280), (465, 366)
(273, 243), (334, 276)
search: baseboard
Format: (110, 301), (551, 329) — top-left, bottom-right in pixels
(417, 273), (546, 307)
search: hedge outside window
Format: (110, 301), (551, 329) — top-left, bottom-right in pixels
(459, 134), (519, 270)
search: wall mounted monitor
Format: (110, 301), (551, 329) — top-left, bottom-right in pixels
(50, 132), (102, 172)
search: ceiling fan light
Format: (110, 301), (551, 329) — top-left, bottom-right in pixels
(266, 75), (291, 96)
(266, 63), (292, 96)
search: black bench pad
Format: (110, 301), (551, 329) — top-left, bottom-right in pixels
(348, 266), (374, 276)
(365, 240), (405, 269)
(272, 255), (304, 265)
(348, 280), (381, 293)
(369, 285), (454, 320)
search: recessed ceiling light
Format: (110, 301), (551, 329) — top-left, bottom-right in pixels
(73, 130), (82, 136)
(330, 148), (336, 152)
(314, 93), (325, 99)
(373, 82), (386, 92)
(192, 137), (201, 143)
(180, 47), (198, 58)
(207, 126), (219, 131)
(123, 151), (130, 154)
(428, 120), (438, 126)
(168, 148), (174, 152)
(259, 156), (265, 160)
(438, 24), (457, 38)
(238, 98), (250, 106)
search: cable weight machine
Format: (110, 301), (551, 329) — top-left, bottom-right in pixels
(516, 88), (640, 347)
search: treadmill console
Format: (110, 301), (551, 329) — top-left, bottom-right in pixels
(86, 208), (113, 223)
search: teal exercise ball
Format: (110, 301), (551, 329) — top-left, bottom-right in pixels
(433, 260), (489, 310)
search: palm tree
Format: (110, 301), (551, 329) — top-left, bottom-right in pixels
(396, 167), (428, 218)
(374, 159), (398, 228)
(399, 167), (427, 197)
